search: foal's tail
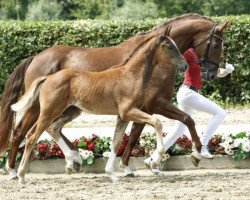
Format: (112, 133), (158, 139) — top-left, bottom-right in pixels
(0, 56), (33, 155)
(11, 76), (47, 115)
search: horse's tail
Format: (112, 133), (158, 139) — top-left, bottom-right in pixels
(11, 76), (47, 114)
(0, 56), (34, 155)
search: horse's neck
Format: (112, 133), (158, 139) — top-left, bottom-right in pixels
(118, 17), (213, 55)
(117, 32), (157, 52)
(153, 18), (213, 54)
(174, 19), (213, 53)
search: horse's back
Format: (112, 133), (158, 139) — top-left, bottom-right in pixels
(24, 44), (128, 91)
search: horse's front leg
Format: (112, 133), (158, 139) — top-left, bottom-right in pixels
(105, 115), (129, 182)
(154, 98), (201, 166)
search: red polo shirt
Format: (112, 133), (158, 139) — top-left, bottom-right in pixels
(183, 48), (202, 90)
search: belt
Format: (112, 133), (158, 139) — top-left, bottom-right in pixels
(182, 84), (198, 92)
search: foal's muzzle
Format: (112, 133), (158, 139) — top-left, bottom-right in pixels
(179, 62), (189, 72)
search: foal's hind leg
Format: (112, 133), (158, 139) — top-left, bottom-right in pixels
(47, 106), (82, 174)
(105, 116), (129, 182)
(17, 103), (68, 185)
(6, 105), (39, 180)
(17, 119), (53, 185)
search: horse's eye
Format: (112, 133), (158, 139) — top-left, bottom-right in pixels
(214, 43), (220, 49)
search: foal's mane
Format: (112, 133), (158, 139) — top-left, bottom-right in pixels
(135, 13), (214, 37)
(142, 36), (161, 90)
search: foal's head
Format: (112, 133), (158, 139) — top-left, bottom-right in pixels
(155, 27), (188, 72)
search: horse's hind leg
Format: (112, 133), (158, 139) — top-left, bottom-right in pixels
(6, 105), (39, 180)
(105, 115), (129, 182)
(47, 106), (82, 174)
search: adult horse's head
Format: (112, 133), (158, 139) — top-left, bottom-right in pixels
(147, 14), (231, 79)
(156, 26), (188, 72)
(192, 21), (230, 80)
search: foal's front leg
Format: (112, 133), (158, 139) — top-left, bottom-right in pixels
(105, 116), (129, 182)
(47, 106), (82, 174)
(120, 108), (164, 169)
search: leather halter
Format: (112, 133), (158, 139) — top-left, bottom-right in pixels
(192, 24), (224, 74)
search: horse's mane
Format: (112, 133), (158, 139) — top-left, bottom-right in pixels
(111, 34), (157, 69)
(135, 13), (214, 37)
(112, 14), (213, 70)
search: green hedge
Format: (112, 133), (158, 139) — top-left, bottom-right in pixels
(0, 15), (249, 105)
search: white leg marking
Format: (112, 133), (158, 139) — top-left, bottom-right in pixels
(105, 151), (119, 182)
(57, 138), (75, 169)
(5, 160), (17, 180)
(119, 159), (133, 176)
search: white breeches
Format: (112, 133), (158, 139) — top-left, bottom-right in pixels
(163, 86), (226, 151)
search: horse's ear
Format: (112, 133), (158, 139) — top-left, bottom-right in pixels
(216, 21), (230, 32)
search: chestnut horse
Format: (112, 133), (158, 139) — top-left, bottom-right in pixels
(0, 13), (229, 178)
(11, 29), (187, 185)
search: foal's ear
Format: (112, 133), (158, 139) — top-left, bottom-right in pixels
(216, 21), (231, 32)
(163, 26), (172, 37)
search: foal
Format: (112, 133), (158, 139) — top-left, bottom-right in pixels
(12, 28), (187, 185)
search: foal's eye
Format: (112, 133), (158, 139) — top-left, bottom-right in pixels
(166, 44), (173, 50)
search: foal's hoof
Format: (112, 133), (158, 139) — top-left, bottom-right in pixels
(73, 160), (81, 172)
(191, 155), (200, 167)
(106, 170), (120, 183)
(65, 167), (73, 175)
(144, 158), (161, 175)
(124, 173), (135, 177)
(18, 177), (26, 187)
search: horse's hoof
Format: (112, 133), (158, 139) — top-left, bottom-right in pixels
(124, 173), (135, 177)
(9, 175), (18, 180)
(73, 160), (81, 172)
(191, 155), (200, 167)
(7, 170), (18, 180)
(65, 167), (73, 175)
